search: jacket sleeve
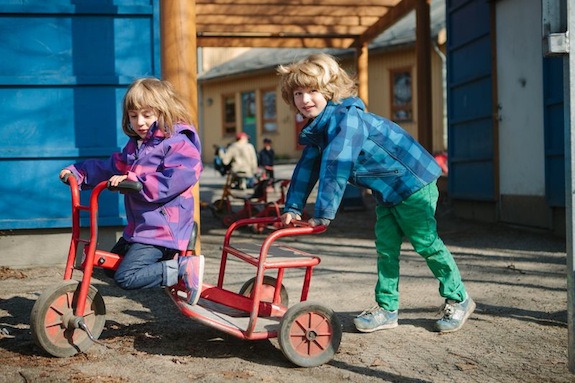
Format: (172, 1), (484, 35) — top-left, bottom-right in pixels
(249, 145), (259, 174)
(218, 144), (236, 165)
(125, 138), (202, 204)
(314, 106), (368, 219)
(67, 155), (122, 190)
(284, 144), (321, 215)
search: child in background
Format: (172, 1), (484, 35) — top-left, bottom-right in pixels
(277, 53), (475, 333)
(59, 77), (204, 305)
(217, 132), (259, 190)
(258, 138), (275, 180)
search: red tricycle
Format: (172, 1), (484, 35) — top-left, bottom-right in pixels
(30, 175), (342, 367)
(210, 172), (283, 227)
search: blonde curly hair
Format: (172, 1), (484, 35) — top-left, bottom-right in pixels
(277, 53), (357, 112)
(121, 77), (193, 138)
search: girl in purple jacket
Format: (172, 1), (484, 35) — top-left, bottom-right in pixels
(59, 77), (204, 305)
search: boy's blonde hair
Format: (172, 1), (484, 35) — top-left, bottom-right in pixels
(121, 77), (192, 138)
(277, 53), (357, 111)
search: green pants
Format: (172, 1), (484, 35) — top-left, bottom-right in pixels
(374, 182), (467, 310)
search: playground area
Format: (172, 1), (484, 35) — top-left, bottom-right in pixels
(0, 164), (572, 382)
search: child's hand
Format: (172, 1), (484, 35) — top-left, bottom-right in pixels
(281, 212), (301, 225)
(59, 169), (72, 180)
(108, 175), (128, 187)
(309, 218), (331, 227)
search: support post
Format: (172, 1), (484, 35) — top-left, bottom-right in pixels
(415, 0), (433, 152)
(356, 43), (369, 109)
(542, 0), (574, 372)
(160, 0), (201, 254)
(565, 1), (575, 373)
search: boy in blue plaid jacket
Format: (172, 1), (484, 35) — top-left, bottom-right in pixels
(277, 53), (474, 333)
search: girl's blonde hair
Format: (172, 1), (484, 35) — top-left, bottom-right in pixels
(277, 53), (357, 111)
(121, 77), (193, 138)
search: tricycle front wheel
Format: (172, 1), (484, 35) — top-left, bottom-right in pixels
(278, 301), (342, 367)
(30, 280), (106, 357)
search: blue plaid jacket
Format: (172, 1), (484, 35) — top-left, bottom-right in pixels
(284, 97), (441, 220)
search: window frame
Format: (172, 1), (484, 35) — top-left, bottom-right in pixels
(389, 67), (413, 123)
(261, 88), (277, 133)
(222, 93), (237, 136)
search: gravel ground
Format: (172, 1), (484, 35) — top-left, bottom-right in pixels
(0, 164), (572, 382)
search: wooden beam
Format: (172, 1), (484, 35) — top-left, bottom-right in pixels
(415, 0), (432, 152)
(197, 24), (367, 35)
(355, 0), (415, 47)
(356, 44), (369, 109)
(194, 1), (409, 50)
(196, 4), (389, 17)
(196, 15), (380, 27)
(160, 0), (202, 253)
(196, 0), (400, 5)
(197, 36), (357, 48)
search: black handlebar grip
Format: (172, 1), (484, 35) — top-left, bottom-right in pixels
(107, 180), (143, 193)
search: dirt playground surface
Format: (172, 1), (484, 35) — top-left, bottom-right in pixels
(0, 165), (573, 382)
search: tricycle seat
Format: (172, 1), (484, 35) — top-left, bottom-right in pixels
(223, 242), (321, 269)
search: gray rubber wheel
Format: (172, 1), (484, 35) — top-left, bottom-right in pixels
(30, 280), (106, 357)
(238, 275), (289, 307)
(278, 301), (342, 367)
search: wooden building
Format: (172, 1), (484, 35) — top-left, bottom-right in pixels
(198, 3), (447, 163)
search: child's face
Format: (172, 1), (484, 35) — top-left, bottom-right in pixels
(293, 87), (327, 119)
(128, 108), (158, 139)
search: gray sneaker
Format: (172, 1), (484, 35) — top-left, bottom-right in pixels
(353, 305), (398, 333)
(435, 296), (476, 333)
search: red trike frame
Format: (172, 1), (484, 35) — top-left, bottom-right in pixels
(31, 175), (342, 367)
(166, 215), (327, 340)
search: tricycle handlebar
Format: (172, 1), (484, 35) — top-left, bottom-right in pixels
(107, 180), (143, 193)
(224, 217), (327, 246)
(62, 174), (143, 193)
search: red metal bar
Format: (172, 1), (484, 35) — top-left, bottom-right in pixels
(300, 266), (314, 301)
(274, 268), (285, 303)
(211, 216), (327, 338)
(75, 181), (108, 316)
(63, 176), (81, 280)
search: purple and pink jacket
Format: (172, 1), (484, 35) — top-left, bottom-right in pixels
(66, 123), (203, 251)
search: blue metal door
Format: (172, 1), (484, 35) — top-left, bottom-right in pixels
(446, 0), (496, 200)
(543, 56), (565, 207)
(0, 1), (160, 229)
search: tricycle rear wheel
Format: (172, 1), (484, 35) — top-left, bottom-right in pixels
(30, 280), (106, 357)
(278, 301), (342, 367)
(238, 275), (289, 307)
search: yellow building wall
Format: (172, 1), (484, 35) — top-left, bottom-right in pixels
(200, 73), (288, 163)
(200, 47), (251, 72)
(199, 46), (446, 164)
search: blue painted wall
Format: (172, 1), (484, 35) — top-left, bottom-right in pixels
(0, 0), (160, 229)
(446, 0), (495, 201)
(447, 0), (565, 209)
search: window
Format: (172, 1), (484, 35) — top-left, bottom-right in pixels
(222, 94), (236, 135)
(222, 89), (277, 138)
(261, 89), (277, 132)
(390, 68), (413, 122)
(241, 91), (256, 139)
